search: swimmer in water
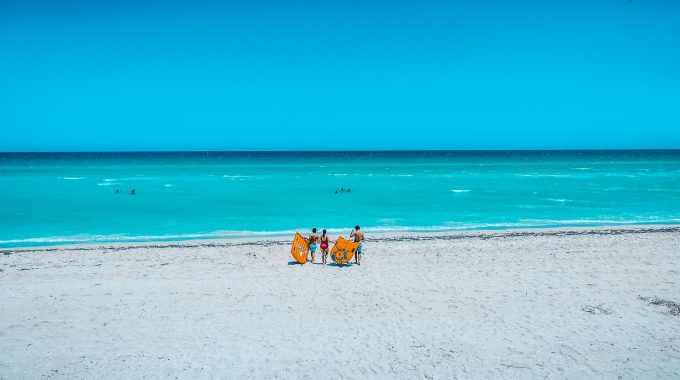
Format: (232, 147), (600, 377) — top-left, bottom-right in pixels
(130, 189), (136, 195)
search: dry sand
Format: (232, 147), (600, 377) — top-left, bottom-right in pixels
(2, 226), (680, 379)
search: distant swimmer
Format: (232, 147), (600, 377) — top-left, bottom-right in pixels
(341, 187), (344, 192)
(130, 189), (136, 195)
(308, 228), (320, 263)
(335, 190), (338, 194)
(347, 188), (351, 192)
(320, 229), (330, 265)
(115, 189), (119, 193)
(350, 225), (364, 265)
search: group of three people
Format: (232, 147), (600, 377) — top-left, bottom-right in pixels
(307, 225), (365, 265)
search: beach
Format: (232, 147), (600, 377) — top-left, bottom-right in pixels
(1, 226), (679, 378)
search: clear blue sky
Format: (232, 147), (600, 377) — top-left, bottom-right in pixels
(1, 0), (679, 151)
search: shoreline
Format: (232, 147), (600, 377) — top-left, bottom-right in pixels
(3, 224), (680, 254)
(5, 221), (680, 251)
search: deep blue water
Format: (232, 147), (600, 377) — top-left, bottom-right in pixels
(1, 150), (679, 247)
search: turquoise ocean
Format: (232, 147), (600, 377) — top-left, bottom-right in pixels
(1, 150), (679, 247)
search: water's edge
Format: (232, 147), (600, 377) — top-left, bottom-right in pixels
(3, 224), (679, 254)
(3, 220), (680, 249)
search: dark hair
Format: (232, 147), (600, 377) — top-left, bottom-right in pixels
(355, 225), (360, 230)
(312, 228), (317, 233)
(322, 229), (326, 235)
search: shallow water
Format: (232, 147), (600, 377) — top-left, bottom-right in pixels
(1, 150), (680, 247)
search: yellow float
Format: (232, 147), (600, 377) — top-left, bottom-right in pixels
(330, 236), (360, 265)
(291, 232), (310, 264)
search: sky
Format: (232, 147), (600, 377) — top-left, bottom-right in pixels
(1, 0), (679, 151)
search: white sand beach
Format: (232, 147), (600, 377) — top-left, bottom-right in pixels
(1, 226), (680, 378)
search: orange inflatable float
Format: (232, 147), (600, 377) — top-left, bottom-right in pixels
(291, 232), (310, 264)
(330, 236), (360, 265)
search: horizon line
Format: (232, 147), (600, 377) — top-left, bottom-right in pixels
(2, 148), (680, 154)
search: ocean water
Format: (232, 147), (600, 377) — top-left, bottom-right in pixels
(1, 150), (679, 247)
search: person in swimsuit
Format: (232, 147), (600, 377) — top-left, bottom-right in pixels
(350, 225), (364, 265)
(319, 229), (330, 265)
(308, 228), (320, 263)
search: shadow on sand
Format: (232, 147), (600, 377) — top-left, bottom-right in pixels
(326, 262), (355, 268)
(288, 260), (357, 267)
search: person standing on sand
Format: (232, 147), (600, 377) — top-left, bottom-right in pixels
(350, 225), (364, 265)
(308, 228), (320, 263)
(320, 229), (330, 265)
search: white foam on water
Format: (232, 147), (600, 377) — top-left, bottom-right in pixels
(59, 177), (83, 180)
(518, 218), (680, 225)
(97, 182), (121, 186)
(0, 231), (295, 246)
(515, 174), (572, 178)
(118, 177), (154, 181)
(451, 189), (470, 193)
(442, 221), (539, 229)
(4, 219), (680, 248)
